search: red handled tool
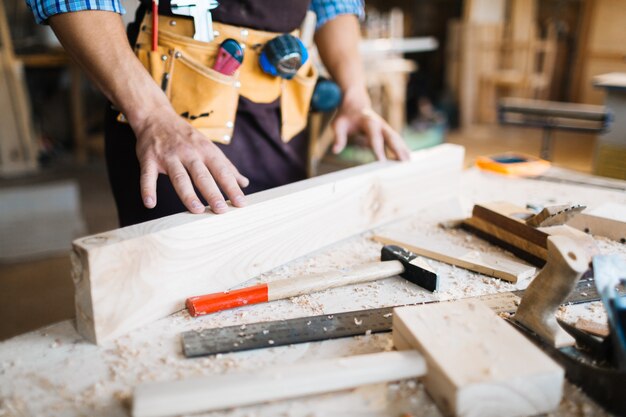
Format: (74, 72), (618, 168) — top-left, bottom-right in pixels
(186, 245), (438, 316)
(212, 38), (244, 75)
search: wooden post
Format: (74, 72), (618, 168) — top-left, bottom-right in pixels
(0, 0), (38, 176)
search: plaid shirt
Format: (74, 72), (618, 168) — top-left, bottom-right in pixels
(26, 0), (364, 27)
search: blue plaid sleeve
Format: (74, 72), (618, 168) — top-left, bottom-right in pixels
(310, 0), (364, 29)
(25, 0), (125, 24)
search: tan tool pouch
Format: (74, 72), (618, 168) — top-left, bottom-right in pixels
(129, 13), (318, 144)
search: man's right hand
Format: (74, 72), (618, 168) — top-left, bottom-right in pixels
(133, 108), (249, 214)
(49, 11), (247, 214)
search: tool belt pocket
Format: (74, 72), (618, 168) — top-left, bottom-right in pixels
(133, 46), (239, 144)
(281, 62), (318, 141)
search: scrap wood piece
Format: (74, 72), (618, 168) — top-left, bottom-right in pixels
(373, 231), (536, 283)
(132, 350), (427, 417)
(472, 202), (548, 247)
(462, 202), (598, 267)
(393, 300), (564, 417)
(567, 203), (626, 243)
(463, 215), (548, 264)
(72, 144), (464, 344)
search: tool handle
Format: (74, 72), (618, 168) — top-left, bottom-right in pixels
(186, 284), (268, 317)
(514, 235), (588, 347)
(186, 260), (404, 317)
(268, 260), (404, 300)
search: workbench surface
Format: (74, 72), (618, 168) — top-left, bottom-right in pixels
(1, 169), (625, 417)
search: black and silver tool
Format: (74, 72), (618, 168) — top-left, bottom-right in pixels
(170, 0), (219, 43)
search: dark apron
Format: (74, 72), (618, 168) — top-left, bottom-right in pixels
(105, 0), (311, 226)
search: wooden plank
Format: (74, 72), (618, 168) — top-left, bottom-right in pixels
(373, 231), (535, 283)
(393, 300), (564, 417)
(132, 350), (427, 417)
(72, 144), (465, 344)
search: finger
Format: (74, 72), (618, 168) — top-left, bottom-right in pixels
(332, 117), (349, 154)
(186, 158), (229, 214)
(166, 159), (205, 214)
(139, 158), (158, 209)
(224, 157), (250, 189)
(364, 118), (387, 161)
(206, 156), (247, 208)
(381, 121), (411, 161)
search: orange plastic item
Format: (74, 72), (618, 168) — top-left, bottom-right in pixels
(476, 153), (551, 177)
(186, 284), (269, 317)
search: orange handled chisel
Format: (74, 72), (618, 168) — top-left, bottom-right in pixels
(186, 245), (438, 317)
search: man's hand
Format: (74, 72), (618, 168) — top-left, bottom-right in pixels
(49, 11), (247, 214)
(315, 14), (411, 162)
(330, 88), (410, 161)
(133, 108), (249, 214)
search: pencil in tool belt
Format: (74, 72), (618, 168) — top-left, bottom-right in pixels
(152, 0), (159, 51)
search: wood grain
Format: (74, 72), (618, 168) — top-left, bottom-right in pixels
(393, 299), (564, 417)
(373, 231), (535, 283)
(132, 350), (427, 417)
(73, 144), (464, 344)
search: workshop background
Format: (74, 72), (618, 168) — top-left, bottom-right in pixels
(1, 0), (625, 341)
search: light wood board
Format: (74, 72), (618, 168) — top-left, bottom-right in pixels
(373, 231), (535, 283)
(393, 299), (564, 417)
(132, 350), (427, 417)
(72, 144), (464, 344)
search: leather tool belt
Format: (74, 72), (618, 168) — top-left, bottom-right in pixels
(132, 12), (318, 144)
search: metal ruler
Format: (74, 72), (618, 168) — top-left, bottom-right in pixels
(182, 277), (605, 358)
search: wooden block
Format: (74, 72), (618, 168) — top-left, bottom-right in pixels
(373, 231), (535, 283)
(393, 300), (564, 417)
(132, 350), (427, 417)
(567, 203), (626, 243)
(463, 216), (548, 263)
(72, 144), (464, 344)
(472, 202), (548, 248)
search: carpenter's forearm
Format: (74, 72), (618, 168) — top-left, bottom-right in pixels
(49, 11), (170, 127)
(314, 14), (370, 107)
